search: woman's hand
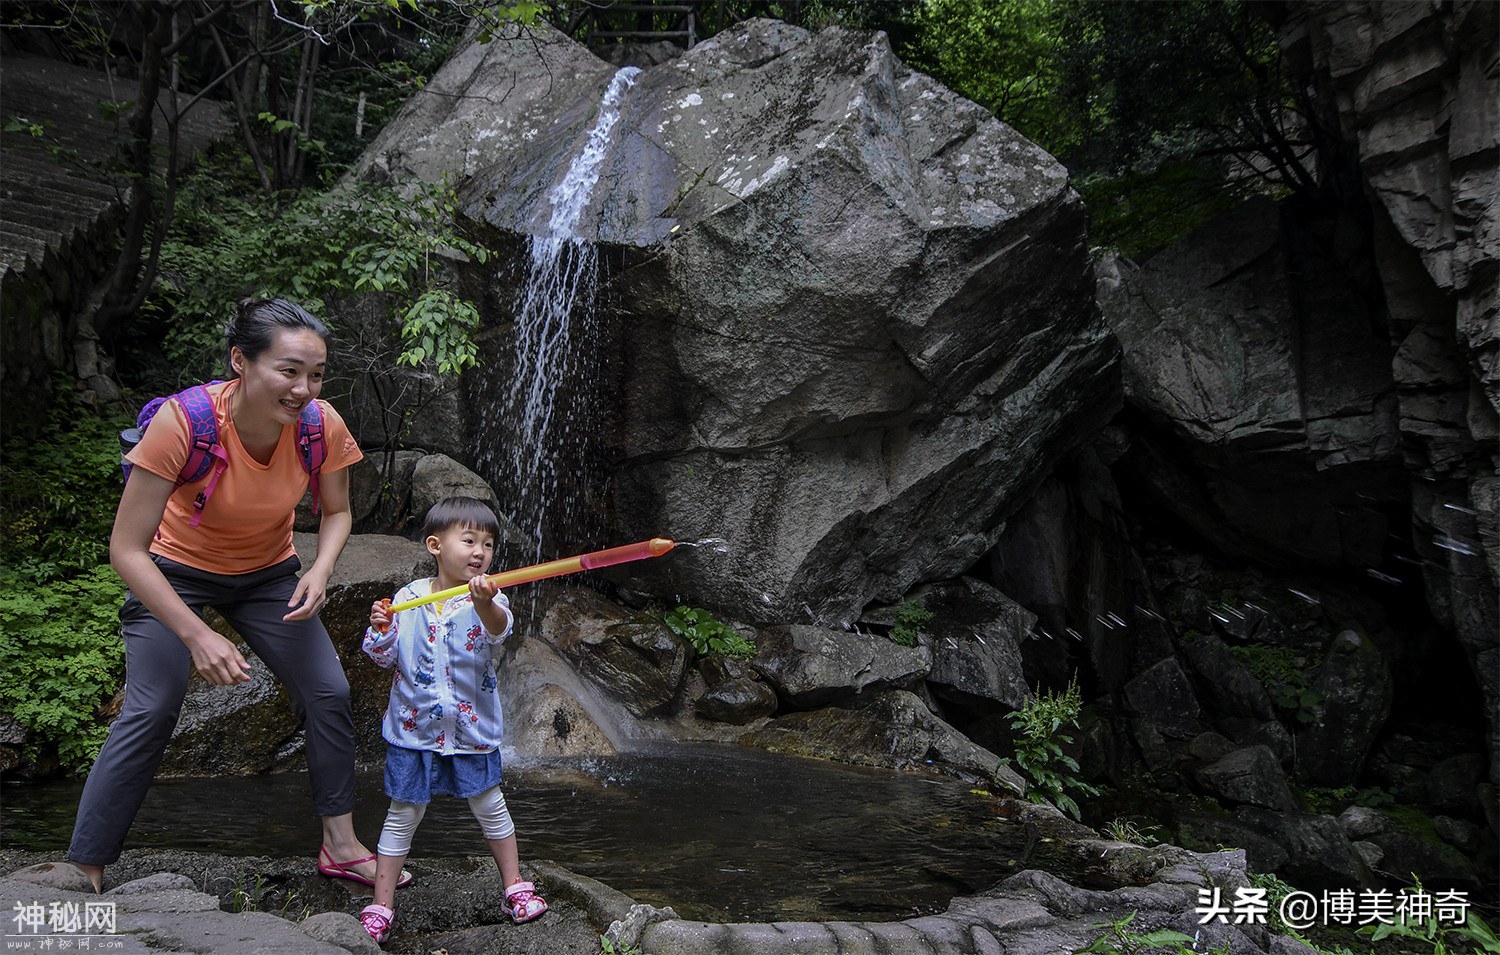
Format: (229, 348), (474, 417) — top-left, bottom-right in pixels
(284, 565), (331, 621)
(184, 630), (253, 685)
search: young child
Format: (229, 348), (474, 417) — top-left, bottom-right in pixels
(357, 496), (548, 943)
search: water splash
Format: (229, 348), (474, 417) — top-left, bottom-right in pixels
(676, 537), (730, 555)
(475, 66), (642, 572)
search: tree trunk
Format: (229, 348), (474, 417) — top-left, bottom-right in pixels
(92, 1), (173, 338)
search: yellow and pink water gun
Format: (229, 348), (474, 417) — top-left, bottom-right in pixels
(383, 537), (678, 616)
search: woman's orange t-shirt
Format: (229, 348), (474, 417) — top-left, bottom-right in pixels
(125, 379), (363, 575)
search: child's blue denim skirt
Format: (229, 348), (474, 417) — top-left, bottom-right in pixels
(384, 744), (502, 804)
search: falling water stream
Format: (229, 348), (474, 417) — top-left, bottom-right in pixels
(473, 66), (642, 568)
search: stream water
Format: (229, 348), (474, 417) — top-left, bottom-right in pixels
(1, 744), (1079, 923)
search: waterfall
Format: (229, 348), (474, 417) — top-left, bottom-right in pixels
(476, 66), (641, 569)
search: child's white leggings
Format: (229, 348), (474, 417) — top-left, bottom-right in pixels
(377, 786), (515, 856)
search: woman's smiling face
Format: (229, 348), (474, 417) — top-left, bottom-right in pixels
(231, 327), (327, 426)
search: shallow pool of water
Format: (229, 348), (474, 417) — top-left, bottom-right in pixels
(2, 743), (1071, 922)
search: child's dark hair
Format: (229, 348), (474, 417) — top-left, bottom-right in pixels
(226, 298), (330, 371)
(422, 497), (502, 541)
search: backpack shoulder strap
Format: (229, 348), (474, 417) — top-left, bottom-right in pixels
(175, 384), (229, 527)
(298, 400), (329, 516)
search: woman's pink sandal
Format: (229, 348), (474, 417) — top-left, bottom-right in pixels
(504, 881), (548, 923)
(317, 846), (414, 889)
(359, 904), (394, 943)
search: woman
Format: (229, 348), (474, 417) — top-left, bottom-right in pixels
(69, 298), (403, 892)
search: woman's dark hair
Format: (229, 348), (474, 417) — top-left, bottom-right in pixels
(226, 298), (331, 373)
(422, 497), (502, 541)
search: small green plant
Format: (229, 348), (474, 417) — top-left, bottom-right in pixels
(1101, 818), (1160, 845)
(888, 599), (934, 647)
(1001, 678), (1099, 820)
(229, 873), (310, 921)
(662, 605), (756, 661)
(1229, 644), (1324, 725)
(600, 935), (647, 955)
(1358, 878), (1500, 954)
(1072, 911), (1197, 955)
(1299, 784), (1394, 815)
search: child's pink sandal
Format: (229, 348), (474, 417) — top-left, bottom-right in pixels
(504, 881), (548, 923)
(359, 904), (394, 943)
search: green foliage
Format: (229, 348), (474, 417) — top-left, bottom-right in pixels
(145, 160), (488, 382)
(1072, 911), (1197, 955)
(1077, 161), (1250, 259)
(1299, 785), (1394, 815)
(4, 115), (48, 137)
(1052, 1), (1297, 174)
(395, 288), (481, 375)
(663, 605), (756, 661)
(888, 599), (934, 647)
(1358, 878), (1500, 954)
(1229, 644), (1324, 725)
(1002, 678), (1099, 821)
(898, 0), (1085, 158)
(0, 398), (130, 581)
(229, 871), (312, 921)
(0, 395), (132, 775)
(0, 564), (127, 775)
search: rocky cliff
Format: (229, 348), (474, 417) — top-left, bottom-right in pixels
(1277, 0), (1498, 782)
(358, 17), (1121, 626)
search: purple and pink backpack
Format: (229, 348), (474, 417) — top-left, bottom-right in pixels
(119, 381), (328, 526)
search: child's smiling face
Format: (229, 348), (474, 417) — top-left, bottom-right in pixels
(426, 524), (497, 589)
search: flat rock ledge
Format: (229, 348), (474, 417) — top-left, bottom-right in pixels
(4, 841), (1318, 955)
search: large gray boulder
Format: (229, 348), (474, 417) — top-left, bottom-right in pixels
(1194, 745), (1297, 812)
(365, 17), (1119, 625)
(739, 689), (1024, 789)
(917, 578), (1034, 712)
(1122, 657), (1201, 730)
(752, 624), (929, 709)
(573, 622), (690, 717)
(1176, 808), (1375, 890)
(1180, 631), (1277, 723)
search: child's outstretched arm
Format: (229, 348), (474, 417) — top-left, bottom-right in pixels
(362, 598), (399, 667)
(468, 576), (513, 643)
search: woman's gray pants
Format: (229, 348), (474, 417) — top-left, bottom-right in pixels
(69, 555), (355, 866)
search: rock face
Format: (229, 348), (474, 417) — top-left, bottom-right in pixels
(752, 624), (929, 709)
(1275, 0), (1499, 782)
(739, 689), (1023, 790)
(361, 17), (1120, 625)
(1097, 199), (1404, 571)
(1295, 630), (1393, 787)
(919, 578), (1033, 712)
